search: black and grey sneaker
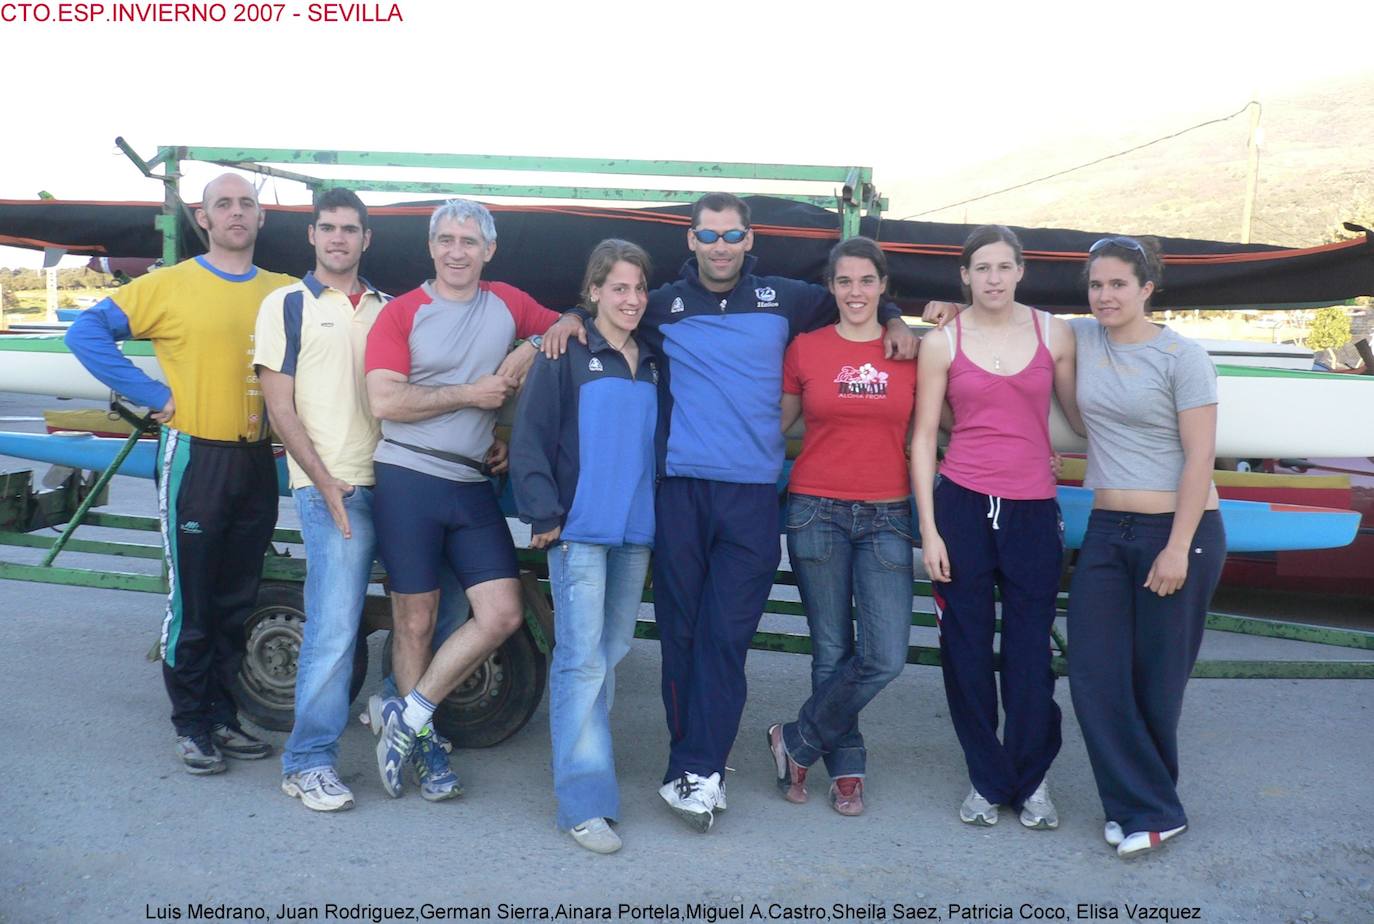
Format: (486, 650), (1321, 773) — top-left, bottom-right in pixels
(211, 723), (272, 760)
(177, 734), (227, 775)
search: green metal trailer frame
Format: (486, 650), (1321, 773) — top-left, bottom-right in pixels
(0, 142), (1369, 744)
(2, 468), (1371, 685)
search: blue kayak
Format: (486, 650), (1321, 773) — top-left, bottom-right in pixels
(0, 431), (1361, 553)
(0, 431), (293, 497)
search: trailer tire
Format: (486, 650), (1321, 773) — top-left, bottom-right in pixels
(231, 582), (369, 732)
(380, 625), (546, 749)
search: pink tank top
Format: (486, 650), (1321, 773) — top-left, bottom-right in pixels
(938, 308), (1056, 500)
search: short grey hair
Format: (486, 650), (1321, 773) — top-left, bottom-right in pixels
(428, 198), (497, 245)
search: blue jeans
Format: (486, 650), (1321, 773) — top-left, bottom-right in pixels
(782, 494), (914, 778)
(283, 485), (377, 776)
(547, 540), (650, 830)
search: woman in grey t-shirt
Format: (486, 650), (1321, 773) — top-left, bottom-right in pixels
(1067, 236), (1226, 860)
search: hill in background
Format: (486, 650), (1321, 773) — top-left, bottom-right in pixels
(882, 71), (1374, 247)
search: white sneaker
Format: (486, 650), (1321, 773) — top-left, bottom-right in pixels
(959, 787), (999, 826)
(569, 817), (622, 854)
(1118, 824), (1187, 859)
(1019, 780), (1059, 830)
(1104, 821), (1124, 846)
(658, 772), (721, 832)
(281, 767), (355, 812)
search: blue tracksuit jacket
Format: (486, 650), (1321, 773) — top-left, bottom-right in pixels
(511, 323), (659, 546)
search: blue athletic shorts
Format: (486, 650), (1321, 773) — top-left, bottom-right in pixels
(373, 462), (518, 594)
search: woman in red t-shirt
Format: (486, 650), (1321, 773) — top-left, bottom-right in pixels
(765, 237), (917, 817)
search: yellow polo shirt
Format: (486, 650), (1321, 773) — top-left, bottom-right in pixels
(253, 272), (388, 489)
(116, 257), (296, 441)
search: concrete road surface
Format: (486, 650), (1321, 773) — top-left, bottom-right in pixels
(0, 394), (1370, 924)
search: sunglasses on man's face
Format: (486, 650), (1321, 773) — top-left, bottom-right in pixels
(1089, 236), (1146, 255)
(691, 228), (749, 244)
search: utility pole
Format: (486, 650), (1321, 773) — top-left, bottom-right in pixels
(46, 267), (58, 323)
(1241, 98), (1262, 244)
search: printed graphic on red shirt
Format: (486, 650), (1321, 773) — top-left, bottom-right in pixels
(833, 362), (890, 397)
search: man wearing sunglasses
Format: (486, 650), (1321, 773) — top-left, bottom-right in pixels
(547, 192), (917, 831)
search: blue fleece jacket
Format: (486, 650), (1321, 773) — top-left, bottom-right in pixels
(511, 323), (659, 547)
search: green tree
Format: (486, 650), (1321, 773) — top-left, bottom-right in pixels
(1306, 306), (1351, 353)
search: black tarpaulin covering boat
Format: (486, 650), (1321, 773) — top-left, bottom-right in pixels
(2, 196), (1370, 310)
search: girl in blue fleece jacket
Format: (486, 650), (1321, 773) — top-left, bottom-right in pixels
(511, 239), (658, 855)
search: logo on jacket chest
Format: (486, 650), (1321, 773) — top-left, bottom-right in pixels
(670, 297), (685, 314)
(755, 287), (779, 308)
(589, 357), (604, 373)
(833, 363), (889, 398)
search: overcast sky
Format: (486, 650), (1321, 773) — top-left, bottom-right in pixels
(2, 0), (1370, 267)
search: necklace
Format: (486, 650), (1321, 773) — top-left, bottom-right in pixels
(599, 326), (633, 353)
(978, 313), (1017, 372)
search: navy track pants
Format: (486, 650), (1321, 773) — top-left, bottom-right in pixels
(156, 428), (278, 737)
(931, 476), (1063, 809)
(653, 477), (781, 782)
(1068, 509), (1225, 833)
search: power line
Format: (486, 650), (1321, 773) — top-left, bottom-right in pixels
(1251, 215), (1310, 245)
(899, 103), (1256, 220)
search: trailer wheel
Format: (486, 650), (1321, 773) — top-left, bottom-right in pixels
(231, 582), (369, 732)
(380, 625), (546, 749)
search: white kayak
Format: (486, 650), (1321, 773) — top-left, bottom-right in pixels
(1048, 364), (1374, 459)
(0, 334), (163, 402)
(4, 334), (1374, 459)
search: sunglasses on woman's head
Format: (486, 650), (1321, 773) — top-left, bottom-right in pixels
(1089, 236), (1146, 255)
(691, 228), (749, 244)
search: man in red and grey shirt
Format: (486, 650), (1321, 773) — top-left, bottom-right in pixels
(362, 198), (583, 800)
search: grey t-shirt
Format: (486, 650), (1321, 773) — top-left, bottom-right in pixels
(369, 281), (550, 482)
(1070, 318), (1218, 491)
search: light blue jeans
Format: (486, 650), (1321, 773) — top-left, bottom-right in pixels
(547, 540), (650, 830)
(283, 485), (376, 775)
(782, 494), (914, 778)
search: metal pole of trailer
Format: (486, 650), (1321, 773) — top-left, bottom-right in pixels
(157, 148), (183, 267)
(39, 423), (150, 567)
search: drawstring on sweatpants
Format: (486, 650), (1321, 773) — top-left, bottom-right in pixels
(1118, 515), (1136, 541)
(986, 495), (1003, 531)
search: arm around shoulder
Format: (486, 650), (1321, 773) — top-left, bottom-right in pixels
(1050, 317), (1086, 437)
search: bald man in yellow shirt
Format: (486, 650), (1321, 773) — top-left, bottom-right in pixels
(66, 174), (295, 775)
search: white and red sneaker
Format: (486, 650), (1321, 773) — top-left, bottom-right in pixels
(1118, 824), (1187, 859)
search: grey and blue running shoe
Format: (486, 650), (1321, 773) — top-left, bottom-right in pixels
(410, 729), (463, 802)
(367, 694), (416, 798)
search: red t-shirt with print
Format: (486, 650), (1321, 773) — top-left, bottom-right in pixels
(783, 326), (917, 501)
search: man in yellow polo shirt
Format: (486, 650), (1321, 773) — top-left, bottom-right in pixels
(254, 188), (388, 811)
(66, 173), (295, 775)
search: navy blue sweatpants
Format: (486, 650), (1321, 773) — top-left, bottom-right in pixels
(932, 476), (1063, 809)
(653, 477), (781, 782)
(156, 428), (279, 737)
(1068, 509), (1225, 834)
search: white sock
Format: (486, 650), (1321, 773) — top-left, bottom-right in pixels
(400, 689), (437, 732)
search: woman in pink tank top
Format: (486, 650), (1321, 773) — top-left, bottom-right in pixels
(910, 225), (1083, 831)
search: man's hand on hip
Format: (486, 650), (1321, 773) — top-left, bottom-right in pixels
(151, 396), (176, 424)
